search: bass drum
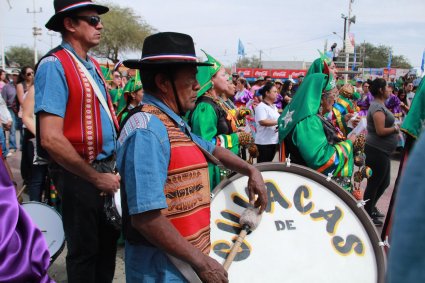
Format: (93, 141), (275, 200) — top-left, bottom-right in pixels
(21, 202), (65, 264)
(209, 163), (386, 283)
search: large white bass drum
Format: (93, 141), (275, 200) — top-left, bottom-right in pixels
(209, 163), (386, 283)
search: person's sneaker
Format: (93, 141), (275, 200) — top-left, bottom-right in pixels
(372, 207), (385, 218)
(372, 218), (383, 226)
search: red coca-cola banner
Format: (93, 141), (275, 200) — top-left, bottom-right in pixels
(237, 68), (307, 79)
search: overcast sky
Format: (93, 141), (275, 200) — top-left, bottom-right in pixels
(1, 0), (424, 68)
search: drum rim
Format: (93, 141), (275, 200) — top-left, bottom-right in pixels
(212, 162), (386, 283)
(21, 201), (65, 263)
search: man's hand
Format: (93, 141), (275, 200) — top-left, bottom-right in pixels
(247, 168), (268, 213)
(193, 255), (228, 283)
(93, 172), (120, 194)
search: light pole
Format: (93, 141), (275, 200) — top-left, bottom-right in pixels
(341, 0), (356, 83)
(27, 0), (42, 65)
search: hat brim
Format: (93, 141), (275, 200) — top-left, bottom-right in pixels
(123, 59), (213, 70)
(46, 3), (109, 32)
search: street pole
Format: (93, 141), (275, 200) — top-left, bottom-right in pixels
(47, 31), (56, 50)
(344, 0), (352, 83)
(27, 0), (42, 65)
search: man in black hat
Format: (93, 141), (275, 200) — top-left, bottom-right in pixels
(34, 1), (120, 282)
(117, 32), (267, 282)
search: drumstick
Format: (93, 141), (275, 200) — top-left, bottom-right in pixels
(223, 207), (262, 271)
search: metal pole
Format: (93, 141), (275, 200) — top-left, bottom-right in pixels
(344, 0), (353, 83)
(27, 0), (42, 65)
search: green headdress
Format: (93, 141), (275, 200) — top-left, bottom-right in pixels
(401, 77), (425, 139)
(123, 70), (142, 94)
(306, 50), (332, 77)
(278, 73), (330, 142)
(101, 65), (112, 82)
(196, 50), (223, 97)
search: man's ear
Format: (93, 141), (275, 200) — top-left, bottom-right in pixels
(63, 17), (77, 33)
(155, 73), (170, 94)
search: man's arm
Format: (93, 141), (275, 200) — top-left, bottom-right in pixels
(39, 112), (119, 194)
(131, 210), (228, 283)
(213, 146), (268, 213)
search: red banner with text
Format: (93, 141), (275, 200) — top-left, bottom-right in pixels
(237, 68), (307, 79)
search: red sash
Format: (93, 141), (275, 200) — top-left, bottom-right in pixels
(53, 49), (118, 163)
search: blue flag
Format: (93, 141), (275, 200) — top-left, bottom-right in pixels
(421, 49), (425, 73)
(238, 39), (245, 56)
(387, 49), (392, 70)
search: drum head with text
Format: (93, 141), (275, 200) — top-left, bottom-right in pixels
(210, 163), (386, 283)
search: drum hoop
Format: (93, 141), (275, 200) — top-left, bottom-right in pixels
(211, 162), (386, 283)
(21, 201), (65, 264)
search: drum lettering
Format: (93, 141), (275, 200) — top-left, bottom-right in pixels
(310, 206), (344, 235)
(286, 220), (296, 230)
(293, 185), (314, 215)
(275, 220), (296, 231)
(216, 210), (242, 234)
(232, 193), (250, 208)
(212, 239), (251, 261)
(332, 235), (365, 256)
(265, 180), (292, 213)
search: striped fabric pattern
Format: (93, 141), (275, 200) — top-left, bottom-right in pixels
(143, 105), (211, 254)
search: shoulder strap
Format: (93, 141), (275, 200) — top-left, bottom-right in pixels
(118, 105), (144, 136)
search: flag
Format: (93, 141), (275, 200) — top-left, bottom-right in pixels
(387, 49), (392, 70)
(238, 39), (245, 56)
(421, 49), (425, 73)
(352, 46), (356, 70)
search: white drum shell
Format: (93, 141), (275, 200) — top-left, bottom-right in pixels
(22, 202), (65, 260)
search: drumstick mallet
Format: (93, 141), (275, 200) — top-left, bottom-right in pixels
(223, 207), (262, 271)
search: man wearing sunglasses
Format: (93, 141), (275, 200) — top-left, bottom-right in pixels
(35, 1), (120, 282)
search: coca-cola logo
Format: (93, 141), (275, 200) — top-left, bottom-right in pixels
(272, 71), (287, 77)
(254, 70), (268, 76)
(290, 71), (306, 78)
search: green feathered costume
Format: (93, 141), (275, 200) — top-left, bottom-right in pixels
(189, 51), (239, 190)
(278, 73), (354, 191)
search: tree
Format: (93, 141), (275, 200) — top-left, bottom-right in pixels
(358, 42), (412, 69)
(93, 2), (155, 63)
(236, 55), (262, 68)
(5, 45), (41, 68)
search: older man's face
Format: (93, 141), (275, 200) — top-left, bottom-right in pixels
(173, 66), (200, 112)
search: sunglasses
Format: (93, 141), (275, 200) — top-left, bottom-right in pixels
(73, 15), (101, 27)
(26, 72), (34, 77)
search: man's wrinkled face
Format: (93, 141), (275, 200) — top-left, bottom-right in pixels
(173, 66), (200, 112)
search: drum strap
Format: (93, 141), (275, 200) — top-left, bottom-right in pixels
(167, 255), (202, 283)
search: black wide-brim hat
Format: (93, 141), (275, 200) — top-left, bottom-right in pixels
(46, 0), (109, 32)
(123, 32), (213, 69)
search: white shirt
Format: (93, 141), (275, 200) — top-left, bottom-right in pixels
(406, 91), (415, 107)
(254, 102), (280, 145)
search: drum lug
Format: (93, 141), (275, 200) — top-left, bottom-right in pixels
(285, 154), (291, 167)
(378, 236), (391, 248)
(356, 199), (369, 208)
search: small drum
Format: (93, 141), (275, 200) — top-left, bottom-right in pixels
(22, 202), (65, 263)
(209, 163), (386, 283)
